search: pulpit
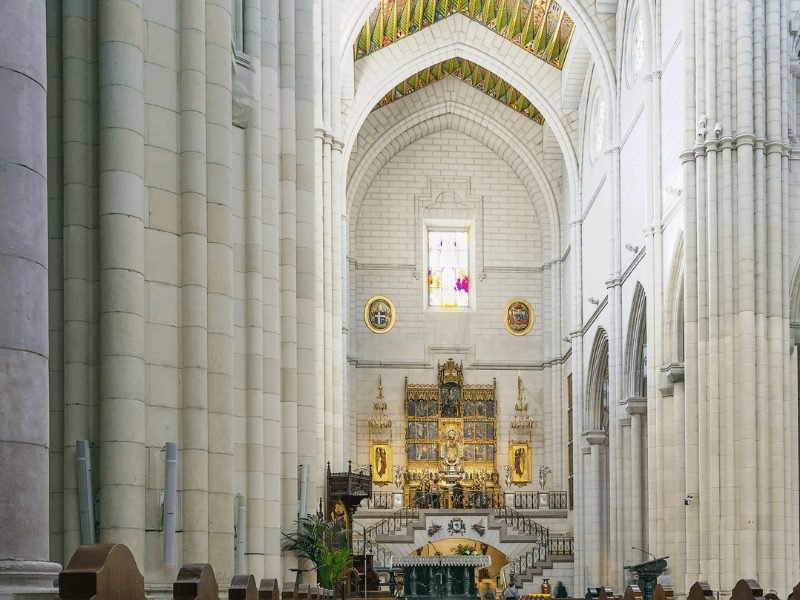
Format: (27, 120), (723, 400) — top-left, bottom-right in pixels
(391, 556), (490, 600)
(625, 558), (668, 600)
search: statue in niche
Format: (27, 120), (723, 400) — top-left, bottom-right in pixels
(443, 429), (462, 466)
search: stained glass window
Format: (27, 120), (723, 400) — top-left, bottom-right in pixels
(594, 97), (606, 159)
(427, 230), (470, 307)
(633, 15), (645, 77)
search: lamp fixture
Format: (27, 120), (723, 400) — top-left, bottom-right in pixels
(510, 376), (534, 442)
(368, 376), (392, 443)
(625, 243), (640, 254)
(588, 297), (600, 305)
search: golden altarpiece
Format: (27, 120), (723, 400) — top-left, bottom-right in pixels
(402, 359), (501, 508)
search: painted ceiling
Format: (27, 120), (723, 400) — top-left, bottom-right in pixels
(376, 57), (545, 124)
(354, 0), (575, 70)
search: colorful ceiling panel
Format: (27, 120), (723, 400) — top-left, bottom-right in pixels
(354, 0), (575, 69)
(376, 57), (545, 124)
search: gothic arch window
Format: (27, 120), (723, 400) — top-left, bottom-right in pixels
(625, 283), (648, 398)
(589, 89), (606, 164)
(585, 328), (610, 432)
(624, 3), (647, 88)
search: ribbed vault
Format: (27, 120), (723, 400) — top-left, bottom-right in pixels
(348, 77), (560, 259)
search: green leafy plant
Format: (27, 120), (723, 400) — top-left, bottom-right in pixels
(451, 543), (479, 556)
(282, 515), (351, 591)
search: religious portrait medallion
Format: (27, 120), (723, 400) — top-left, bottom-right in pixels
(503, 298), (534, 336)
(364, 295), (396, 334)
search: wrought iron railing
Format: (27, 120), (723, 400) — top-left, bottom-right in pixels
(509, 532), (573, 580)
(494, 505), (549, 541)
(366, 490), (568, 510)
(511, 542), (549, 576)
(548, 533), (574, 556)
(369, 491), (394, 509)
(512, 490), (568, 510)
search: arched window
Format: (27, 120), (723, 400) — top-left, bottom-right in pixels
(592, 93), (606, 162)
(585, 328), (610, 432)
(624, 3), (647, 87)
(625, 283), (647, 398)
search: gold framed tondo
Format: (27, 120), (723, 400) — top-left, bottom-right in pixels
(509, 443), (531, 484)
(370, 443), (393, 485)
(364, 295), (396, 334)
(503, 298), (534, 336)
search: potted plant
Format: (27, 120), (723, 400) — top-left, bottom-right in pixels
(282, 515), (351, 598)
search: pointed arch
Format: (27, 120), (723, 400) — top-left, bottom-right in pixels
(624, 282), (647, 399)
(584, 327), (610, 432)
(665, 233), (685, 363)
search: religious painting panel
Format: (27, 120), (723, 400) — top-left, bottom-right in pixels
(504, 298), (534, 336)
(509, 443), (531, 484)
(371, 444), (392, 484)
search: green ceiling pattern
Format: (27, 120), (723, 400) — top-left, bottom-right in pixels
(355, 0), (575, 69)
(376, 57), (545, 124)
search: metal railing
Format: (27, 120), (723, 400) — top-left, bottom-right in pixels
(512, 490), (568, 510)
(366, 490), (569, 510)
(548, 533), (574, 556)
(494, 505), (549, 541)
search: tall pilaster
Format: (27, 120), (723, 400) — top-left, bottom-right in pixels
(0, 0), (62, 593)
(205, 0), (234, 580)
(180, 0), (210, 565)
(60, 0), (98, 563)
(244, 0), (266, 579)
(260, 0), (283, 578)
(97, 0), (146, 565)
(279, 0), (299, 580)
(295, 0), (319, 507)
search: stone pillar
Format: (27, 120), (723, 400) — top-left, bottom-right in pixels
(180, 0), (210, 565)
(97, 0), (146, 563)
(60, 0), (98, 562)
(279, 0), (299, 580)
(205, 0), (234, 581)
(625, 398), (647, 555)
(260, 0), (283, 578)
(0, 1), (62, 594)
(584, 430), (608, 585)
(295, 0), (319, 510)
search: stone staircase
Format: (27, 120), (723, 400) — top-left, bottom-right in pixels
(352, 507), (572, 580)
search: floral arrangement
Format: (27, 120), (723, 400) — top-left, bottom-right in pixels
(451, 543), (479, 556)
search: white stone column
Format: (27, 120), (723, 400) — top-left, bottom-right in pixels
(46, 0), (65, 566)
(260, 0), (283, 578)
(205, 0), (234, 581)
(295, 0), (319, 509)
(626, 400), (646, 555)
(331, 140), (345, 466)
(279, 0), (299, 580)
(583, 431), (608, 585)
(0, 1), (62, 593)
(180, 0), (210, 565)
(60, 0), (98, 562)
(97, 0), (147, 564)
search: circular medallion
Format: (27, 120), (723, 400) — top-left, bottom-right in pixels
(364, 295), (396, 334)
(504, 298), (534, 336)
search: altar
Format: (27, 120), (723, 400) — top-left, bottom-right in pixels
(391, 555), (491, 600)
(401, 359), (501, 507)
